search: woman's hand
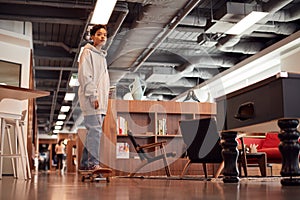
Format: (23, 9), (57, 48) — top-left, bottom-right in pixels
(93, 100), (99, 109)
(89, 96), (99, 109)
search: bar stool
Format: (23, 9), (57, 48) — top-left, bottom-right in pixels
(0, 98), (28, 180)
(5, 110), (31, 179)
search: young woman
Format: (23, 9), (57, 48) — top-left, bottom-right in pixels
(78, 24), (110, 170)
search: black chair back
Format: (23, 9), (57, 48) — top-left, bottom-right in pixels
(179, 118), (223, 163)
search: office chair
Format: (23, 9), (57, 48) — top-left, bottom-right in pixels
(127, 131), (176, 177)
(179, 117), (223, 179)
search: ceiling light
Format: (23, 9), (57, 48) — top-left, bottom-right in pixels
(60, 106), (70, 113)
(53, 130), (59, 134)
(226, 11), (268, 35)
(69, 74), (79, 87)
(54, 125), (62, 130)
(58, 114), (66, 120)
(90, 0), (117, 24)
(56, 121), (64, 126)
(64, 93), (75, 101)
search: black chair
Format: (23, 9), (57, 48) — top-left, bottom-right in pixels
(127, 131), (176, 177)
(179, 117), (223, 179)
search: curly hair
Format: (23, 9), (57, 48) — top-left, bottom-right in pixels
(90, 24), (107, 36)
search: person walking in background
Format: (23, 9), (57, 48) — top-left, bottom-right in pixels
(55, 139), (65, 173)
(78, 24), (110, 170)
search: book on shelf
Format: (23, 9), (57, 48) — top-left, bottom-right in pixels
(116, 142), (130, 159)
(117, 116), (128, 135)
(157, 118), (167, 135)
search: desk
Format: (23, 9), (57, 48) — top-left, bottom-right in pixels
(0, 85), (49, 100)
(0, 85), (49, 179)
(217, 72), (300, 185)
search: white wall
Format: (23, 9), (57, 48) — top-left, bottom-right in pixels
(0, 20), (33, 177)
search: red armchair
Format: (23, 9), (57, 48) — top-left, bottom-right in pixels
(242, 132), (281, 163)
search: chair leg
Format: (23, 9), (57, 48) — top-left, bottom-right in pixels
(202, 163), (207, 179)
(180, 160), (191, 178)
(20, 122), (31, 179)
(0, 118), (5, 180)
(214, 161), (224, 178)
(241, 157), (248, 177)
(15, 121), (27, 180)
(160, 146), (171, 177)
(129, 160), (148, 177)
(5, 125), (16, 178)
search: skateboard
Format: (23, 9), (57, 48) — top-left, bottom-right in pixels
(79, 168), (112, 183)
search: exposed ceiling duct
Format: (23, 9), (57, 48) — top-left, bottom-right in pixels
(1, 0), (299, 134)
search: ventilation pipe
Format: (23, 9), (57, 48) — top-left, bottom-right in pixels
(255, 22), (299, 35)
(216, 34), (265, 54)
(217, 41), (265, 54)
(34, 40), (77, 53)
(262, 0), (293, 13)
(180, 14), (207, 27)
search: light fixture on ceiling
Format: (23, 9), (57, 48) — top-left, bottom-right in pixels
(226, 11), (268, 35)
(56, 121), (64, 126)
(69, 74), (79, 87)
(54, 125), (62, 130)
(64, 93), (75, 101)
(58, 114), (66, 120)
(90, 0), (117, 24)
(60, 106), (71, 113)
(53, 130), (59, 134)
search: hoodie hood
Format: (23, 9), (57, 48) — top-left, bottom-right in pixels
(84, 43), (107, 57)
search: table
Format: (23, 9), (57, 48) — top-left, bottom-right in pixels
(217, 72), (300, 185)
(245, 152), (267, 177)
(0, 85), (49, 100)
(0, 85), (49, 179)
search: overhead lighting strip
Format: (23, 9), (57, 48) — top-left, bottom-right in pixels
(90, 0), (117, 24)
(226, 11), (269, 35)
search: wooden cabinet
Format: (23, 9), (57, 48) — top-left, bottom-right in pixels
(99, 99), (216, 176)
(77, 100), (216, 176)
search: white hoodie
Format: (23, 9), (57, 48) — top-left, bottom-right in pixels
(78, 43), (110, 116)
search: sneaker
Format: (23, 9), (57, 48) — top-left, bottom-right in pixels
(88, 165), (102, 170)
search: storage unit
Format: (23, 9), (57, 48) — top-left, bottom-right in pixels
(78, 99), (216, 176)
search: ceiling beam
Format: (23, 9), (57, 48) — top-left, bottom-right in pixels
(0, 14), (86, 25)
(0, 0), (95, 9)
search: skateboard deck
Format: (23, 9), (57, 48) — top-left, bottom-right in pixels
(79, 168), (112, 182)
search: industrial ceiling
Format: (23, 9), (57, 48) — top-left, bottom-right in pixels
(0, 0), (299, 134)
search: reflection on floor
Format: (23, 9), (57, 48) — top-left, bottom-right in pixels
(0, 171), (300, 200)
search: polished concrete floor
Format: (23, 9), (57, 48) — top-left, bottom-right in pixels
(1, 171), (300, 200)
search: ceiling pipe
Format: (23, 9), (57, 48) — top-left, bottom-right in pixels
(130, 0), (203, 73)
(262, 0), (293, 13)
(269, 3), (300, 22)
(1, 0), (95, 9)
(180, 14), (207, 27)
(34, 40), (77, 53)
(255, 22), (299, 35)
(217, 41), (265, 54)
(214, 0), (295, 55)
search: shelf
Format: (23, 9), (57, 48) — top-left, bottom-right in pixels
(117, 134), (155, 138)
(157, 135), (182, 138)
(102, 99), (216, 174)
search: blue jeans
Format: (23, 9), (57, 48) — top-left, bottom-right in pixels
(80, 114), (104, 168)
